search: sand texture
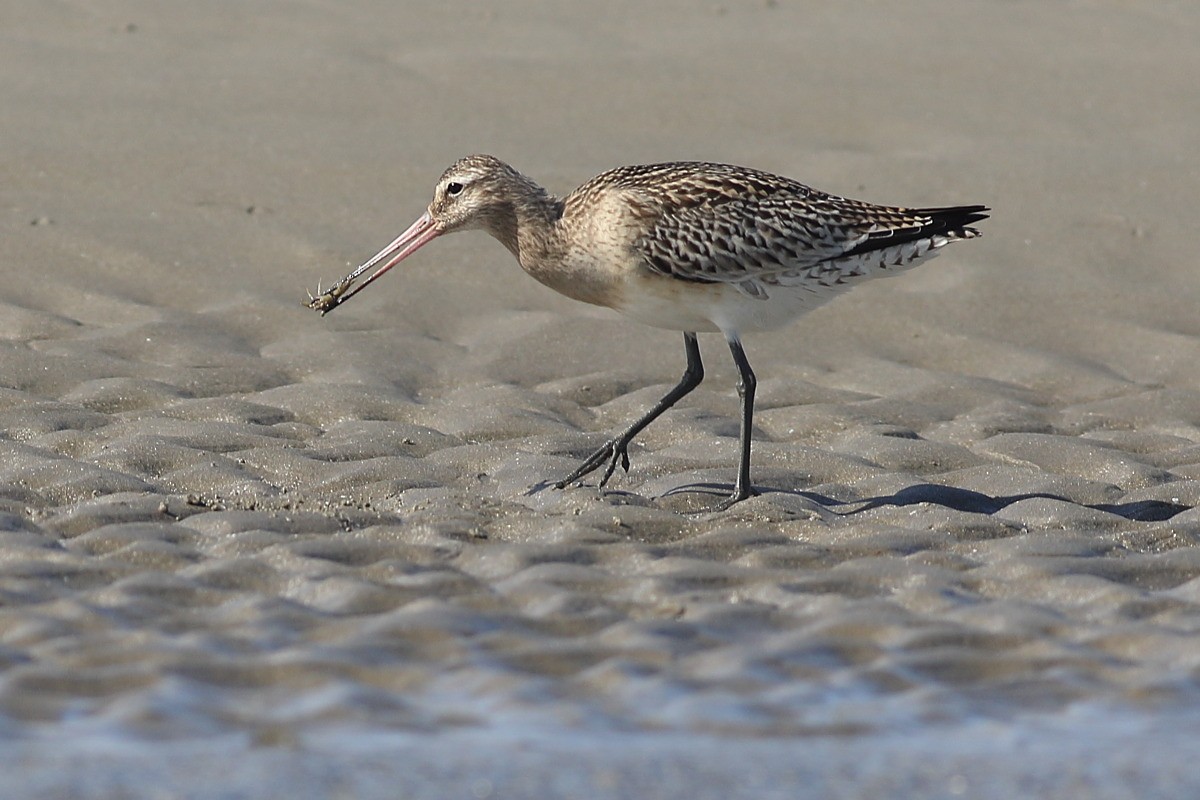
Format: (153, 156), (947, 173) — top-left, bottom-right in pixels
(4, 1), (1200, 796)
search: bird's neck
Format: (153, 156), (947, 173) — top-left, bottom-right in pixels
(482, 175), (565, 264)
(482, 171), (624, 310)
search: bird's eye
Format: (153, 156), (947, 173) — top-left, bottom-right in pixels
(446, 182), (464, 197)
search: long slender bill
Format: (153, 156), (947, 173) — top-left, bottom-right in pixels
(305, 211), (440, 315)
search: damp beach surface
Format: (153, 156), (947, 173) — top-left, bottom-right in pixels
(3, 1), (1200, 797)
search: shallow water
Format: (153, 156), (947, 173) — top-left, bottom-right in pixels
(6, 705), (1200, 799)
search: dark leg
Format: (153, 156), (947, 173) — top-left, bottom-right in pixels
(556, 332), (704, 491)
(718, 336), (758, 509)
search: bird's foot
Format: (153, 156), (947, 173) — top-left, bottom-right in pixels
(554, 437), (632, 491)
(714, 484), (760, 511)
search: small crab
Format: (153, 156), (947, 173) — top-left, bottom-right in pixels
(305, 278), (353, 316)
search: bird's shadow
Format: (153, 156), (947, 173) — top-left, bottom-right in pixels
(663, 481), (1189, 522)
(528, 476), (1189, 522)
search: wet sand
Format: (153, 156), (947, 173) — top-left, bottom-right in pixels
(4, 0), (1200, 796)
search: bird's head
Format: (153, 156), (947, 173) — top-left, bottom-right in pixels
(427, 154), (525, 234)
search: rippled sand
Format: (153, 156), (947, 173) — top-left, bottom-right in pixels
(4, 1), (1200, 797)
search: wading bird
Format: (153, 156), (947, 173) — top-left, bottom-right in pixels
(308, 155), (987, 508)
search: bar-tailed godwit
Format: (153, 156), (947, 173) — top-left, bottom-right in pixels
(308, 155), (987, 508)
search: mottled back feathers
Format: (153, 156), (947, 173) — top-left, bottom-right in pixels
(565, 161), (987, 300)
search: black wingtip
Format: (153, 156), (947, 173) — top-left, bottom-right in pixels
(914, 204), (990, 230)
(836, 204), (989, 260)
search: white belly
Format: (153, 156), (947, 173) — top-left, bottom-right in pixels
(613, 256), (935, 336)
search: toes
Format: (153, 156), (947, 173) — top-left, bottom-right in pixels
(715, 485), (759, 510)
(552, 438), (638, 492)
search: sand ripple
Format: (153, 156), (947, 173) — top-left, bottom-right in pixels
(0, 300), (1197, 747)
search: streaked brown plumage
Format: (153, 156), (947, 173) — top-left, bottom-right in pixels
(308, 155), (988, 508)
